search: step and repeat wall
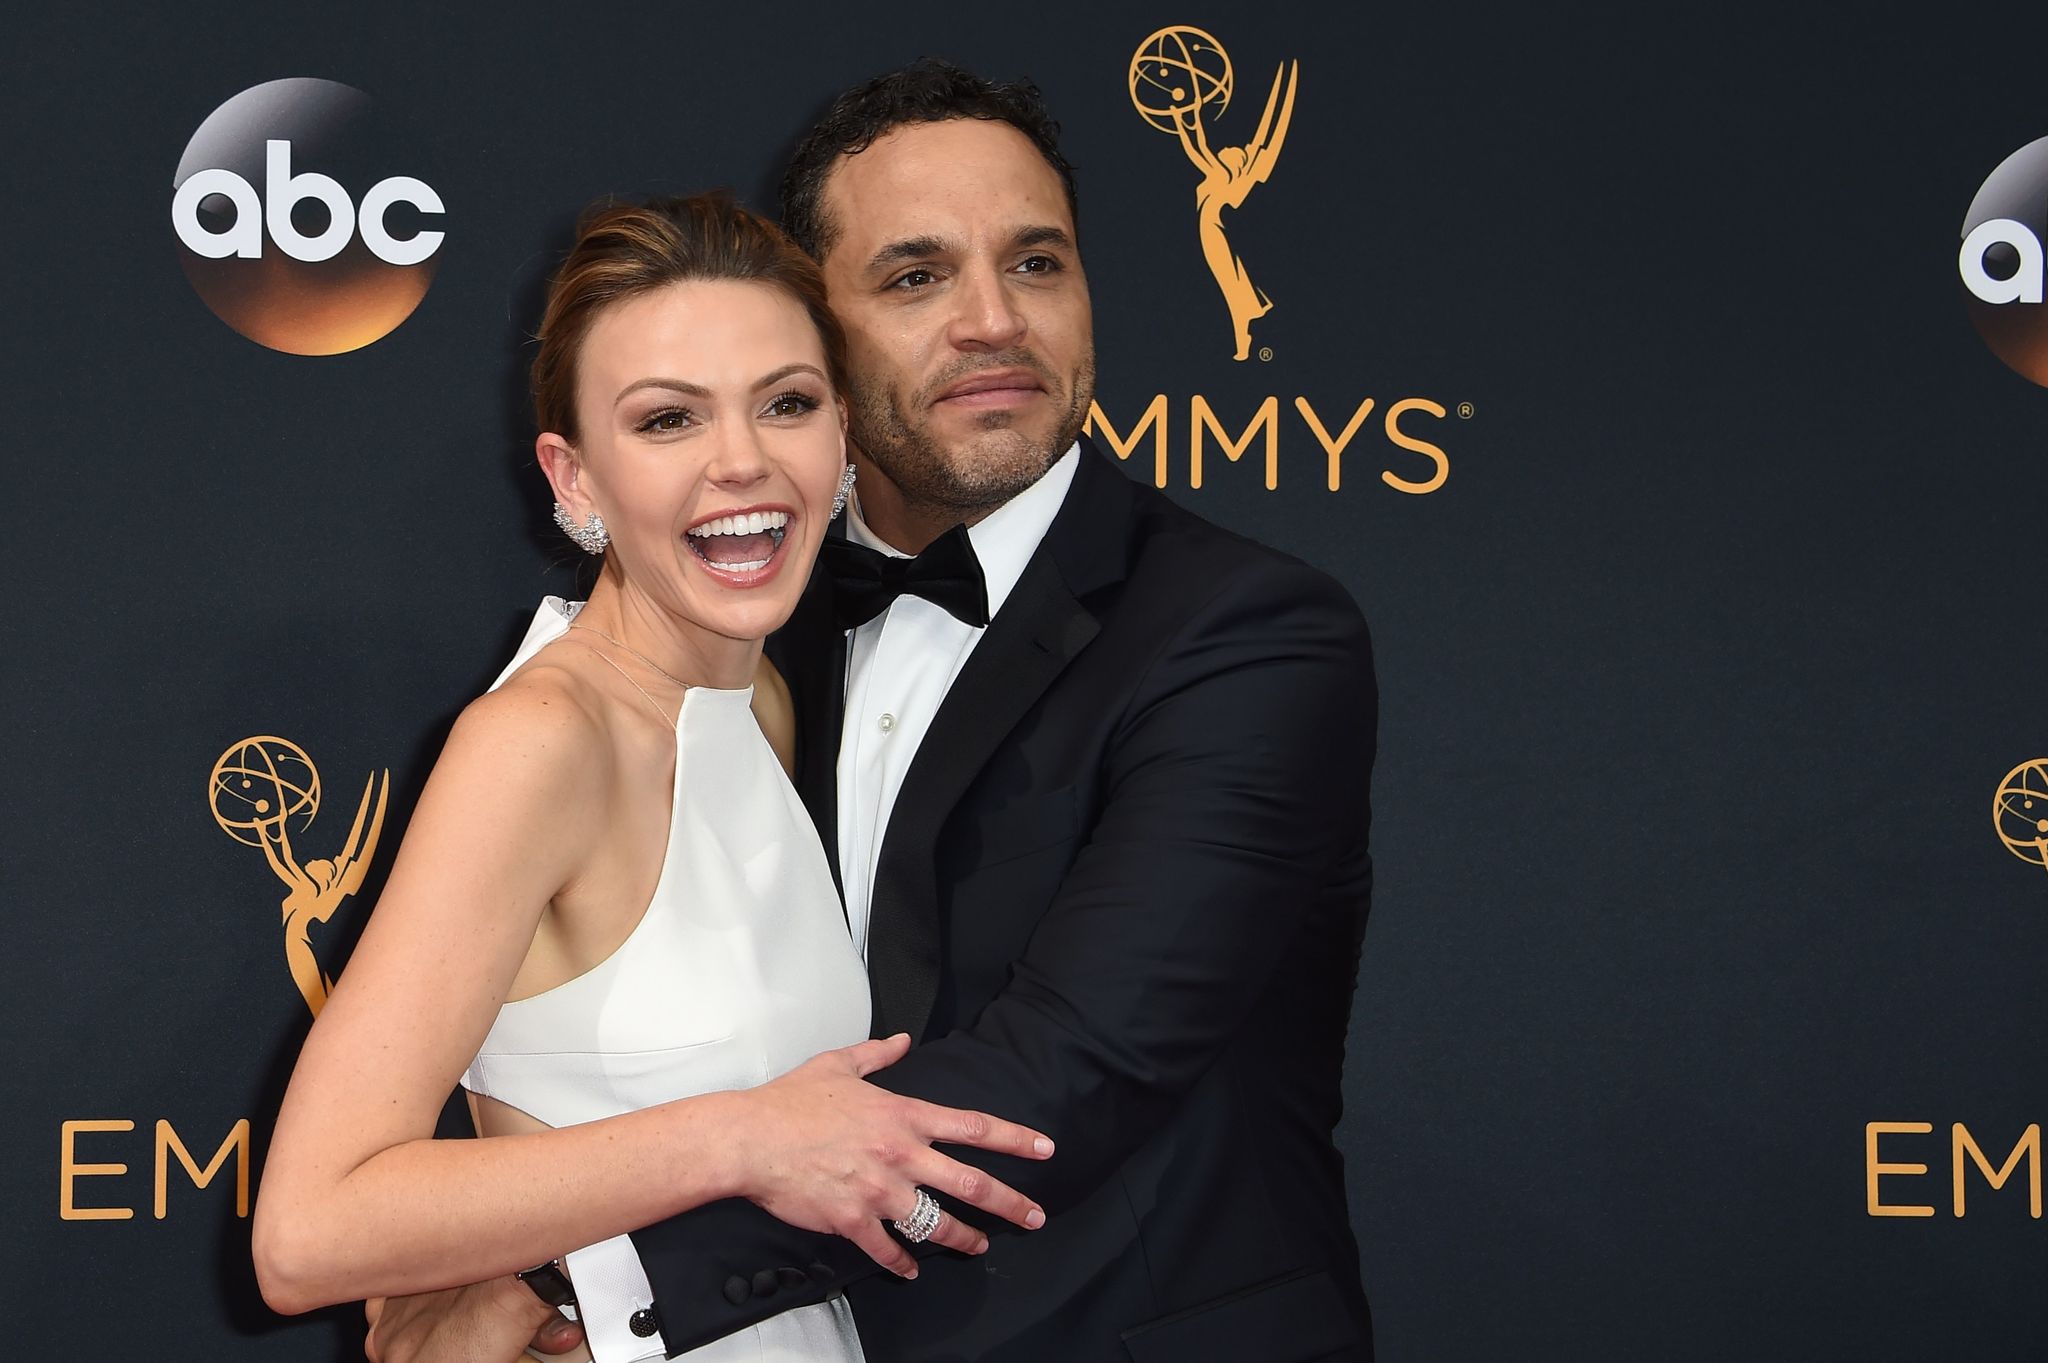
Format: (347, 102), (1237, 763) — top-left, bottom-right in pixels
(4, 5), (2045, 1359)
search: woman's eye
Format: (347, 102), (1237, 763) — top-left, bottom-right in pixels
(764, 390), (820, 419)
(636, 407), (694, 434)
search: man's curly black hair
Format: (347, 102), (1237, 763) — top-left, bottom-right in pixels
(777, 57), (1079, 262)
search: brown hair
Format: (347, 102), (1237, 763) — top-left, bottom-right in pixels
(531, 192), (847, 441)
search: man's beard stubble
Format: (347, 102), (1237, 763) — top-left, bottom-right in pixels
(847, 347), (1097, 517)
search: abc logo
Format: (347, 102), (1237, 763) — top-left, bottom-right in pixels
(171, 78), (444, 356)
(1958, 134), (2048, 386)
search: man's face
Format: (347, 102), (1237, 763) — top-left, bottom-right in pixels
(816, 118), (1096, 519)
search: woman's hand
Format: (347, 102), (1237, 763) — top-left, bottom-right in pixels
(364, 1278), (584, 1362)
(727, 1033), (1053, 1277)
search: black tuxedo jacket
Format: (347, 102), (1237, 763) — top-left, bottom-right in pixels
(631, 443), (1376, 1362)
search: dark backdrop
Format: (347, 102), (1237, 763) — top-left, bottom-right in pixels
(4, 5), (2045, 1359)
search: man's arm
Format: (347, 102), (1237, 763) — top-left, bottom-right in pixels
(631, 563), (1375, 1353)
(865, 564), (1374, 1207)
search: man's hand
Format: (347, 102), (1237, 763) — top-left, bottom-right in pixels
(365, 1278), (585, 1363)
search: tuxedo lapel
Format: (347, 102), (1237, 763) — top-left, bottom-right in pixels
(769, 566), (847, 894)
(865, 446), (1135, 1039)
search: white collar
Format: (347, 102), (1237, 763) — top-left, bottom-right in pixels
(842, 442), (1080, 622)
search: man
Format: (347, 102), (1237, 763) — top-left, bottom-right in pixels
(370, 59), (1375, 1363)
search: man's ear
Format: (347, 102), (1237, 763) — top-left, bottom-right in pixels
(835, 398), (866, 465)
(536, 433), (593, 516)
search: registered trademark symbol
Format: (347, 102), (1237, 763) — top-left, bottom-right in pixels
(1258, 347), (1274, 362)
(1457, 401), (1475, 419)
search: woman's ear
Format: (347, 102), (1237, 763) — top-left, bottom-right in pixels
(536, 432), (593, 515)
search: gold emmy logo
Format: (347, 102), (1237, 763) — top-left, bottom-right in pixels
(209, 737), (388, 1015)
(1994, 758), (2048, 872)
(1129, 26), (1299, 361)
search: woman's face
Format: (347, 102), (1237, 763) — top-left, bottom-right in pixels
(543, 279), (844, 652)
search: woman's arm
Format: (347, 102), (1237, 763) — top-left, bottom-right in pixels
(254, 676), (722, 1310)
(253, 674), (1051, 1315)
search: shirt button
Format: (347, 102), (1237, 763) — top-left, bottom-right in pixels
(878, 713), (896, 732)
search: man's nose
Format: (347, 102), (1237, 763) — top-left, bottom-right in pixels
(946, 264), (1028, 352)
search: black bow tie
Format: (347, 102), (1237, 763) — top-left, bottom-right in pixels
(821, 524), (991, 632)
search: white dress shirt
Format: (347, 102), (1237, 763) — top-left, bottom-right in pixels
(835, 445), (1078, 954)
(574, 446), (1080, 1361)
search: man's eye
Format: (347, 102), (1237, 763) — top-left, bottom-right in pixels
(636, 407), (694, 433)
(764, 390), (820, 418)
(1017, 254), (1060, 275)
(891, 268), (937, 290)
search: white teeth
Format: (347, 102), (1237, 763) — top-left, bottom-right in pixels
(688, 511), (790, 538)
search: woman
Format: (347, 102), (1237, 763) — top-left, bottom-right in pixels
(252, 195), (1051, 1360)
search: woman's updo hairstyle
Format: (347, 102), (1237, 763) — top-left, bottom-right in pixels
(531, 192), (847, 442)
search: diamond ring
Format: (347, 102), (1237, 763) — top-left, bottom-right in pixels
(891, 1187), (942, 1243)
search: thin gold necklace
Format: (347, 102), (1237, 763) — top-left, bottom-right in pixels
(567, 622), (692, 688)
(564, 640), (677, 730)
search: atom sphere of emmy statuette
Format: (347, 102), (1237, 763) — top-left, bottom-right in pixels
(1993, 757), (2048, 873)
(210, 735), (390, 1016)
(1128, 25), (1300, 362)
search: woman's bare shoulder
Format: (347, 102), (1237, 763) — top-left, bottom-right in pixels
(439, 651), (615, 802)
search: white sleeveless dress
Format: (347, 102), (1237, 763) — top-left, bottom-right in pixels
(462, 598), (869, 1362)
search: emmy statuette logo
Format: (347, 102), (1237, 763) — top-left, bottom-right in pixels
(209, 736), (388, 1015)
(51, 739), (383, 1224)
(1096, 29), (1455, 496)
(1993, 758), (2048, 874)
(1129, 27), (1298, 361)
